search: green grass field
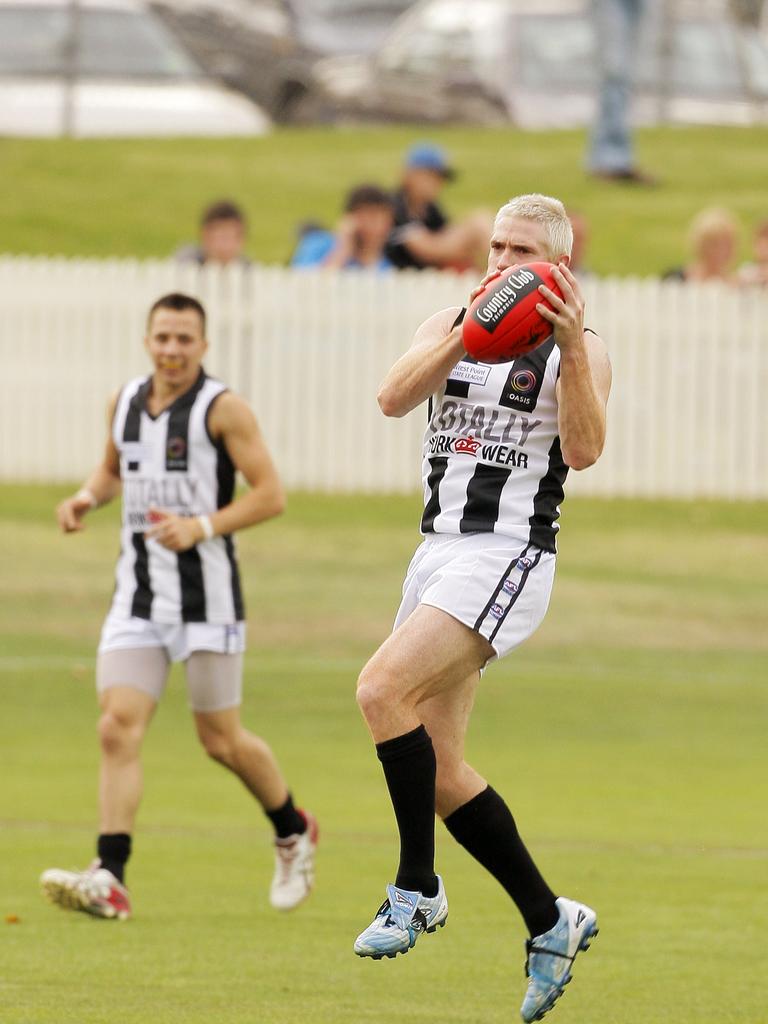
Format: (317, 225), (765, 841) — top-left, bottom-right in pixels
(1, 486), (766, 1023)
(2, 125), (768, 274)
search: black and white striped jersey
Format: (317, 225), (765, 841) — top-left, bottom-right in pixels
(421, 314), (567, 553)
(110, 370), (244, 624)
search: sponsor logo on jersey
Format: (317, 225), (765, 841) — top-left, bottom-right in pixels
(430, 399), (542, 448)
(498, 345), (552, 412)
(166, 435), (189, 471)
(502, 578), (518, 595)
(453, 436), (482, 455)
(427, 432), (530, 469)
(123, 477), (201, 528)
(489, 603), (505, 619)
(448, 361), (492, 387)
(121, 441), (155, 463)
(517, 556), (533, 570)
(510, 370), (537, 394)
(167, 436), (187, 460)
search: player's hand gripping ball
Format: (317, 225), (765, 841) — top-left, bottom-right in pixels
(462, 262), (563, 363)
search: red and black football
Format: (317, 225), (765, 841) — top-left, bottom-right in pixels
(462, 262), (562, 364)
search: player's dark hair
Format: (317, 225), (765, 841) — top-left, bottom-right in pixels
(147, 293), (207, 333)
(344, 184), (395, 213)
(200, 199), (247, 228)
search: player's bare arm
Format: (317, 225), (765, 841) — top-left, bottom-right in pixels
(56, 393), (122, 533)
(209, 392), (286, 530)
(377, 306), (468, 418)
(145, 392), (285, 552)
(555, 330), (611, 470)
(378, 271), (506, 419)
(538, 263), (612, 470)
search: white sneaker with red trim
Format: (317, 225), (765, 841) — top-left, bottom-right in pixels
(269, 810), (318, 911)
(40, 860), (132, 920)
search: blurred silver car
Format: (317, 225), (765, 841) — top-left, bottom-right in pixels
(149, 0), (415, 122)
(0, 0), (271, 136)
(311, 0), (768, 126)
(286, 0), (417, 55)
(149, 0), (316, 121)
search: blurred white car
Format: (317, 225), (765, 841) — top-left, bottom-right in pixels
(311, 0), (768, 126)
(0, 0), (271, 136)
(149, 0), (415, 122)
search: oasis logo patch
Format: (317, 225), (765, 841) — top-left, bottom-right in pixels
(166, 436), (188, 471)
(497, 339), (554, 413)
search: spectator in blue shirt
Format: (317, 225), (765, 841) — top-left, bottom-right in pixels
(292, 185), (395, 271)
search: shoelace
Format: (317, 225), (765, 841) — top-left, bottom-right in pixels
(374, 899), (427, 933)
(524, 939), (574, 978)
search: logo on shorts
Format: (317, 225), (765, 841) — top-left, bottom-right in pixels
(517, 556), (533, 570)
(224, 623), (240, 654)
(454, 436), (481, 456)
(502, 578), (518, 595)
(489, 603), (505, 619)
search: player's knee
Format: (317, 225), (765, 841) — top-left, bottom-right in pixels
(198, 728), (236, 768)
(98, 710), (139, 757)
(356, 667), (397, 724)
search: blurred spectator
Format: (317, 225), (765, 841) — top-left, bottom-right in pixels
(568, 210), (592, 277)
(385, 142), (492, 271)
(175, 200), (251, 266)
(737, 220), (768, 286)
(662, 208), (740, 284)
(586, 0), (656, 184)
(291, 185), (395, 270)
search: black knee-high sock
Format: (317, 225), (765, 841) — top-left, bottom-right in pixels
(444, 786), (558, 936)
(376, 725), (438, 897)
(97, 833), (131, 884)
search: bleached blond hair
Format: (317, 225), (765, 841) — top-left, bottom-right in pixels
(494, 193), (573, 260)
(688, 207), (738, 250)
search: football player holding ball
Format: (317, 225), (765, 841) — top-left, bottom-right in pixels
(354, 194), (611, 1023)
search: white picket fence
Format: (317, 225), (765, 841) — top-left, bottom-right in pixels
(1, 257), (766, 498)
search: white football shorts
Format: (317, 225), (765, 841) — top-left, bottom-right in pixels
(394, 532), (556, 661)
(96, 612), (246, 711)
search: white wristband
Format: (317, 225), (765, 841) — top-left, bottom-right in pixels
(76, 488), (98, 509)
(198, 515), (215, 541)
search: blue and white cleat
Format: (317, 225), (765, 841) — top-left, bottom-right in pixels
(354, 876), (448, 959)
(520, 896), (598, 1022)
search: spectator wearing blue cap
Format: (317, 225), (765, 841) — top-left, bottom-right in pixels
(386, 143), (491, 272)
